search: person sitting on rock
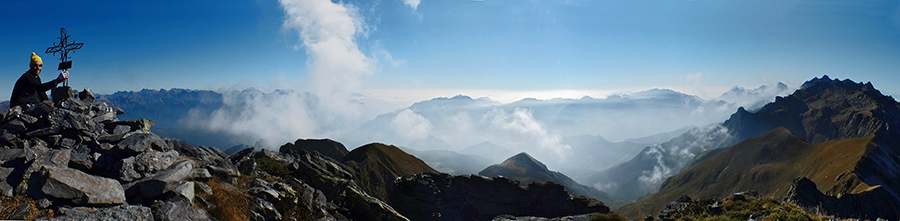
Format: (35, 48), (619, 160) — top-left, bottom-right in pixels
(10, 52), (69, 108)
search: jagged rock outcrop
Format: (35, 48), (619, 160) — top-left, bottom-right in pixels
(280, 138), (349, 161)
(785, 177), (899, 220)
(391, 172), (609, 221)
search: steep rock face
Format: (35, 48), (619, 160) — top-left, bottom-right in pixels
(391, 172), (610, 221)
(479, 153), (621, 207)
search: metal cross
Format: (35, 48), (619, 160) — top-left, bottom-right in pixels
(45, 27), (83, 86)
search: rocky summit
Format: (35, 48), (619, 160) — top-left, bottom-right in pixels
(0, 86), (617, 220)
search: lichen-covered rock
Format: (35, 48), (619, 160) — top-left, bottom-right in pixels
(133, 150), (179, 176)
(38, 205), (154, 221)
(151, 198), (212, 221)
(115, 133), (167, 156)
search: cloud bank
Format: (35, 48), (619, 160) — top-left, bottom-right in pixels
(186, 0), (385, 149)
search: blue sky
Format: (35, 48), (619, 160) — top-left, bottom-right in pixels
(2, 0), (900, 103)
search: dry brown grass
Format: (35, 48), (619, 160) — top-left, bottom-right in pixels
(591, 212), (629, 221)
(201, 180), (250, 221)
(0, 195), (53, 219)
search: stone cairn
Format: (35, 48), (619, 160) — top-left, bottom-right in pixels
(0, 87), (238, 220)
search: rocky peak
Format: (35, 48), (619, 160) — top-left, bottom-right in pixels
(723, 76), (900, 144)
(500, 152), (550, 173)
(279, 138), (348, 161)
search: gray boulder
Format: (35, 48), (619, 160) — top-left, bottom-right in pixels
(126, 160), (193, 200)
(118, 156), (142, 182)
(37, 205), (154, 221)
(51, 86), (78, 104)
(250, 197), (282, 221)
(47, 109), (100, 134)
(79, 88), (95, 103)
(171, 181), (195, 202)
(190, 168), (213, 180)
(133, 150), (180, 176)
(58, 98), (89, 114)
(40, 166), (126, 205)
(0, 167), (14, 196)
(68, 151), (93, 171)
(0, 148), (24, 162)
(23, 101), (53, 117)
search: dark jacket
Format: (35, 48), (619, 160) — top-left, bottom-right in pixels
(10, 71), (59, 108)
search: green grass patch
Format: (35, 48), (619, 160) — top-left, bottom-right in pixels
(255, 156), (291, 177)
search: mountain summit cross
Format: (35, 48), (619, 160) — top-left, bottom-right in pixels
(45, 27), (83, 86)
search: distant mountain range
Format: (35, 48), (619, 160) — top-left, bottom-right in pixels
(586, 76), (898, 202)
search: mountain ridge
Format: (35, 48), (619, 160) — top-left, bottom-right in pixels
(479, 152), (625, 208)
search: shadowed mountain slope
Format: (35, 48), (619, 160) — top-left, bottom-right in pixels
(342, 143), (438, 202)
(479, 152), (625, 208)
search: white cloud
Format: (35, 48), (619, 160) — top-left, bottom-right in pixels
(280, 0), (374, 116)
(685, 72), (702, 83)
(184, 0), (389, 150)
(403, 0), (421, 10)
(391, 109), (433, 141)
(485, 108), (573, 164)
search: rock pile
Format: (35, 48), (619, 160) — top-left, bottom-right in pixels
(1, 87), (222, 220)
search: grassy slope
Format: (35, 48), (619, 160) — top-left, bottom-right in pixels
(342, 143), (437, 202)
(618, 127), (873, 218)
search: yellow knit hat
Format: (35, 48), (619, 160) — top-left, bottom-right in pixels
(30, 52), (43, 66)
